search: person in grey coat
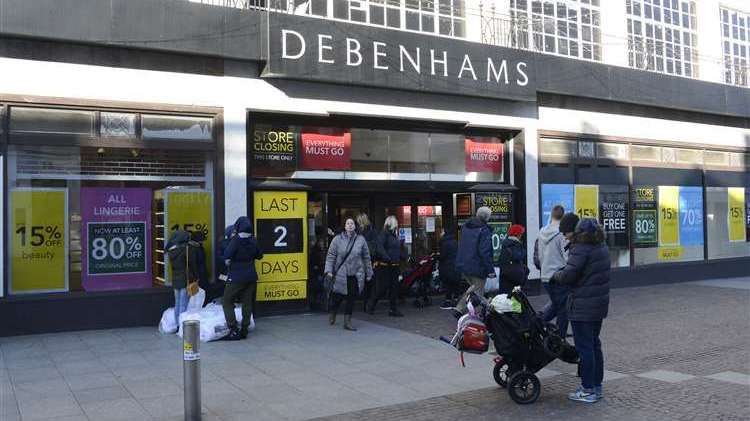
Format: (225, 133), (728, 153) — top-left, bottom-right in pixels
(325, 218), (374, 331)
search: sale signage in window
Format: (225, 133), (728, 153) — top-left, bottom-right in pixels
(728, 187), (747, 242)
(253, 191), (308, 301)
(81, 187), (152, 291)
(465, 138), (503, 173)
(300, 128), (351, 170)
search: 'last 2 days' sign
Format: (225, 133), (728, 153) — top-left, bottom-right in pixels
(253, 191), (308, 301)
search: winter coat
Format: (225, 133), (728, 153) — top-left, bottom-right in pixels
(166, 230), (201, 290)
(324, 232), (373, 295)
(376, 229), (401, 264)
(223, 217), (264, 284)
(456, 217), (494, 278)
(216, 225), (235, 277)
(538, 222), (569, 282)
(551, 228), (610, 322)
(499, 236), (528, 287)
(189, 231), (209, 287)
(439, 233), (458, 281)
(361, 226), (379, 260)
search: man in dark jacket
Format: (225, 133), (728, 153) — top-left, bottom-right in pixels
(438, 225), (460, 308)
(552, 217), (610, 403)
(367, 215), (403, 317)
(358, 214), (379, 309)
(166, 230), (201, 326)
(222, 216), (264, 340)
(451, 207), (495, 316)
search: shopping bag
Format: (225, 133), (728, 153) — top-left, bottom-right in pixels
(158, 308), (178, 334)
(186, 288), (205, 312)
(484, 267), (501, 293)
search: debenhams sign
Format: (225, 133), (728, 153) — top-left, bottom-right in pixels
(264, 16), (536, 102)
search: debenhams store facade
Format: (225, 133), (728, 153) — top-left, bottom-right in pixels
(0, 3), (747, 335)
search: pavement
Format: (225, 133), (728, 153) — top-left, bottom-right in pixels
(0, 277), (748, 421)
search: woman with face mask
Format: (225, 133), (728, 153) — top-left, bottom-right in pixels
(324, 218), (374, 331)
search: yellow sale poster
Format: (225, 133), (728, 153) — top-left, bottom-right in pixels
(658, 186), (680, 247)
(253, 191), (308, 301)
(574, 185), (599, 219)
(10, 189), (68, 293)
(164, 190), (214, 283)
(727, 187), (746, 242)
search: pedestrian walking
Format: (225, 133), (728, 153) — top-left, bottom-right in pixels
(325, 218), (374, 331)
(367, 215), (404, 317)
(450, 206), (495, 317)
(438, 224), (460, 308)
(166, 229), (201, 326)
(551, 216), (610, 403)
(222, 216), (264, 341)
(498, 224), (528, 293)
(358, 213), (379, 309)
(538, 205), (571, 337)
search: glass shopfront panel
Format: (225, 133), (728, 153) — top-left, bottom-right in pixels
(707, 187), (750, 259)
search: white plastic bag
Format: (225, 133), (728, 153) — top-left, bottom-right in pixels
(484, 267), (501, 293)
(491, 294), (513, 313)
(158, 308), (178, 334)
(186, 288), (205, 312)
(177, 303), (255, 342)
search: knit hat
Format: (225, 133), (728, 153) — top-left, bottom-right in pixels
(508, 224), (525, 238)
(559, 213), (580, 234)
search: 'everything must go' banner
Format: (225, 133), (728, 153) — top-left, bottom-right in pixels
(81, 188), (152, 291)
(11, 189), (68, 293)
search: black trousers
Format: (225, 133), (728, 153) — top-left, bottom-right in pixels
(369, 266), (399, 312)
(330, 276), (358, 316)
(222, 281), (256, 329)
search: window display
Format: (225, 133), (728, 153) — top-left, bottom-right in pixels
(707, 187), (750, 260)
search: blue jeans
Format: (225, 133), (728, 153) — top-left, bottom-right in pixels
(543, 282), (571, 337)
(174, 288), (189, 325)
(571, 320), (604, 390)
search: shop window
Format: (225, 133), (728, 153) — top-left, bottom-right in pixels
(349, 128), (389, 173)
(142, 115), (213, 141)
(676, 148), (702, 165)
(631, 145), (661, 162)
(10, 107), (95, 136)
(704, 150), (730, 167)
(632, 184), (704, 266)
(578, 141), (595, 159)
(7, 138), (215, 296)
(386, 131), (430, 174)
(706, 187), (750, 259)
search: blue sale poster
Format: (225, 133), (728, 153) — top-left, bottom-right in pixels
(541, 184), (574, 227)
(678, 186), (703, 246)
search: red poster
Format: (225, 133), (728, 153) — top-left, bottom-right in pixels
(300, 128), (351, 170)
(465, 138), (503, 173)
(417, 206), (434, 216)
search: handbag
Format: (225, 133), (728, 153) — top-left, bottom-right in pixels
(185, 244), (199, 297)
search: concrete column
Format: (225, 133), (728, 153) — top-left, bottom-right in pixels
(523, 123), (540, 280)
(600, 0), (629, 68)
(223, 105), (248, 225)
(694, 0), (724, 84)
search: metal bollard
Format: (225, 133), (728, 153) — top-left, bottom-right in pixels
(183, 320), (202, 421)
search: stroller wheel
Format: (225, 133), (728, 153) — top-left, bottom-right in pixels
(507, 371), (541, 404)
(492, 361), (513, 388)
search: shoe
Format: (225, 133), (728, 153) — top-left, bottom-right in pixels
(568, 387), (598, 403)
(239, 326), (248, 339)
(594, 385), (603, 400)
(440, 300), (453, 309)
(224, 327), (242, 341)
(343, 315), (357, 331)
(329, 313), (337, 326)
(388, 310), (404, 317)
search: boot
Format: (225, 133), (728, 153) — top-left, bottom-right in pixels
(343, 315), (357, 331)
(239, 326), (249, 339)
(329, 312), (337, 326)
(224, 326), (242, 341)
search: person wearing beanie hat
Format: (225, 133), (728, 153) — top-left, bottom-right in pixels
(551, 217), (610, 403)
(498, 224), (529, 293)
(559, 212), (581, 236)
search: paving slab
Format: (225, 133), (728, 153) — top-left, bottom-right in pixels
(705, 371), (750, 386)
(636, 369), (697, 383)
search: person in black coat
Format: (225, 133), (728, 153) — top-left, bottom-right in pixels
(452, 207), (495, 316)
(222, 216), (264, 340)
(551, 216), (610, 403)
(498, 224), (529, 294)
(438, 225), (460, 308)
(367, 215), (404, 317)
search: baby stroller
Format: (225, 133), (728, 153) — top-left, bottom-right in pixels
(400, 253), (436, 308)
(443, 287), (578, 404)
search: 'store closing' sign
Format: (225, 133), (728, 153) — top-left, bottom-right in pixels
(253, 191), (308, 301)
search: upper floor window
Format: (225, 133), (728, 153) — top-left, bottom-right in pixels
(626, 0), (698, 78)
(510, 0), (603, 61)
(721, 7), (749, 86)
(330, 0), (465, 37)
